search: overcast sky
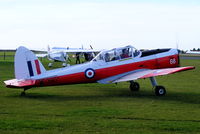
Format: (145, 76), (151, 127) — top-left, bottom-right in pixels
(0, 0), (200, 50)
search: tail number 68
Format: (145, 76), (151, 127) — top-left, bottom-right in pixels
(170, 58), (176, 64)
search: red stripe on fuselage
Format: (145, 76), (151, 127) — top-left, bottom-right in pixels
(35, 60), (41, 75)
(35, 54), (179, 87)
(94, 54), (179, 80)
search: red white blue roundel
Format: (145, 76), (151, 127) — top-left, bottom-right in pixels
(85, 68), (95, 79)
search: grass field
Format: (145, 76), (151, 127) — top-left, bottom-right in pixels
(0, 57), (200, 134)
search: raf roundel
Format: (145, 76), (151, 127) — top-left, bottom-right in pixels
(85, 68), (95, 79)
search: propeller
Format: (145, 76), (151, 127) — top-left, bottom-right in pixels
(90, 45), (93, 50)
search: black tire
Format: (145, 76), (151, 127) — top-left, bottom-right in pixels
(155, 86), (166, 96)
(130, 82), (140, 91)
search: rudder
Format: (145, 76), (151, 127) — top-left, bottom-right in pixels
(15, 46), (46, 79)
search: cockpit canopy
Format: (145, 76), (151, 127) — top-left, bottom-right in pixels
(92, 45), (141, 62)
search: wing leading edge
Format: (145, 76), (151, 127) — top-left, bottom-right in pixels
(98, 66), (195, 84)
(52, 47), (100, 53)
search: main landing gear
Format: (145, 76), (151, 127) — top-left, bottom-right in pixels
(154, 86), (166, 96)
(150, 77), (166, 96)
(129, 81), (140, 91)
(129, 77), (166, 96)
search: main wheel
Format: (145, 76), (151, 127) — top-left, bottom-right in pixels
(130, 82), (140, 91)
(155, 86), (166, 96)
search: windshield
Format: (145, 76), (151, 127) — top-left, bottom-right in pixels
(92, 51), (104, 61)
(92, 45), (140, 62)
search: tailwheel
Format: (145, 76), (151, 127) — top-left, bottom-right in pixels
(154, 86), (166, 96)
(20, 91), (26, 96)
(130, 81), (140, 91)
(20, 87), (30, 96)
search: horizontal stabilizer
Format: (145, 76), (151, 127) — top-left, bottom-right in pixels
(36, 53), (47, 57)
(4, 79), (35, 88)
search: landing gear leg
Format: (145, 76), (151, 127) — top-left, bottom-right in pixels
(129, 80), (140, 91)
(150, 77), (166, 96)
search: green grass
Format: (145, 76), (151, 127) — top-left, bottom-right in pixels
(0, 51), (15, 61)
(0, 59), (200, 134)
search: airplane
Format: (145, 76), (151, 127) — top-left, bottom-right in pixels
(36, 45), (99, 67)
(36, 46), (67, 67)
(4, 45), (195, 96)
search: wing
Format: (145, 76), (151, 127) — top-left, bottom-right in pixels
(52, 47), (100, 53)
(36, 53), (48, 57)
(4, 79), (35, 88)
(98, 66), (195, 84)
(63, 49), (100, 53)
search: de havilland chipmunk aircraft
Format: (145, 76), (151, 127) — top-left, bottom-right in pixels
(4, 45), (195, 96)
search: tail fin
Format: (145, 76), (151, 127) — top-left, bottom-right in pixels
(15, 46), (46, 79)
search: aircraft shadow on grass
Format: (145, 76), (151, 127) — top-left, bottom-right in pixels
(9, 87), (200, 105)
